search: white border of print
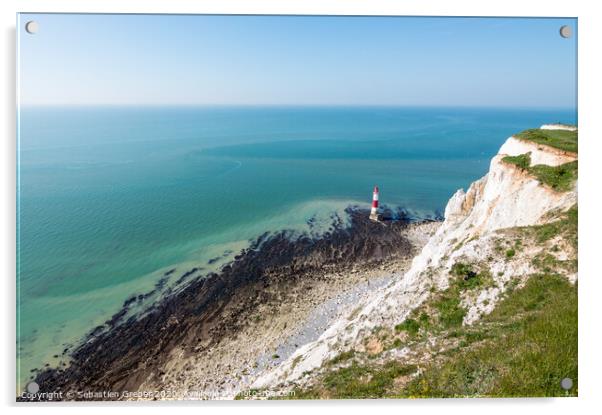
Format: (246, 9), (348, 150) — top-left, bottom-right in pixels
(2, 1), (601, 414)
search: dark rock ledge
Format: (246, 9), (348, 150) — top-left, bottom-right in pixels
(20, 207), (422, 401)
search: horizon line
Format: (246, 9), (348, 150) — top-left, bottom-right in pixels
(18, 103), (577, 111)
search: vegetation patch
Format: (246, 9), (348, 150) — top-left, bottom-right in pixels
(531, 252), (577, 275)
(395, 318), (420, 335)
(502, 152), (577, 192)
(328, 350), (356, 366)
(395, 262), (492, 334)
(450, 262), (493, 291)
(514, 128), (578, 153)
(391, 338), (403, 348)
(398, 274), (577, 398)
(289, 361), (417, 399)
(530, 161), (578, 192)
(393, 311), (431, 341)
(452, 330), (490, 349)
(527, 205), (577, 249)
(433, 294), (466, 328)
(291, 355), (302, 370)
(502, 153), (531, 170)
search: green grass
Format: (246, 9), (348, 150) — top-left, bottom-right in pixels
(290, 273), (577, 399)
(397, 262), (492, 332)
(393, 311), (431, 339)
(531, 251), (577, 275)
(392, 262), (484, 333)
(395, 318), (420, 335)
(529, 205), (577, 249)
(289, 361), (417, 399)
(501, 152), (577, 193)
(450, 262), (493, 291)
(433, 294), (466, 328)
(530, 161), (578, 192)
(502, 153), (531, 170)
(450, 262), (476, 279)
(515, 128), (578, 153)
(398, 274), (577, 398)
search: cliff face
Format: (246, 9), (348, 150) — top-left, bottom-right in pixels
(252, 127), (578, 391)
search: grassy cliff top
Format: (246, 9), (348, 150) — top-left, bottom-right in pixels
(514, 128), (578, 154)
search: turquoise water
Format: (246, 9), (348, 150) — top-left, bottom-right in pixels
(16, 106), (575, 384)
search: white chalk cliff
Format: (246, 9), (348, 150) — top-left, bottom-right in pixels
(252, 126), (577, 390)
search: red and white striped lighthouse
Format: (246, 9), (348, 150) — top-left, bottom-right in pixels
(370, 185), (380, 221)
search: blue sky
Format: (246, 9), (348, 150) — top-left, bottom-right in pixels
(18, 14), (577, 107)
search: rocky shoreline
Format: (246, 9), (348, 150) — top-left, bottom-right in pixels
(22, 207), (440, 401)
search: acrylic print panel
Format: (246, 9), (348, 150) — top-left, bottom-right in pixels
(16, 13), (577, 401)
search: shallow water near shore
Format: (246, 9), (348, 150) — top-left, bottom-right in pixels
(16, 105), (575, 386)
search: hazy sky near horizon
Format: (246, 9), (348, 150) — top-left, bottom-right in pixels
(18, 14), (577, 108)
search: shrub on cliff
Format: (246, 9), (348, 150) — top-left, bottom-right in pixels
(530, 161), (578, 192)
(502, 153), (531, 170)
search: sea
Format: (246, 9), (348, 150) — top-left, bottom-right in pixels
(16, 105), (576, 386)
